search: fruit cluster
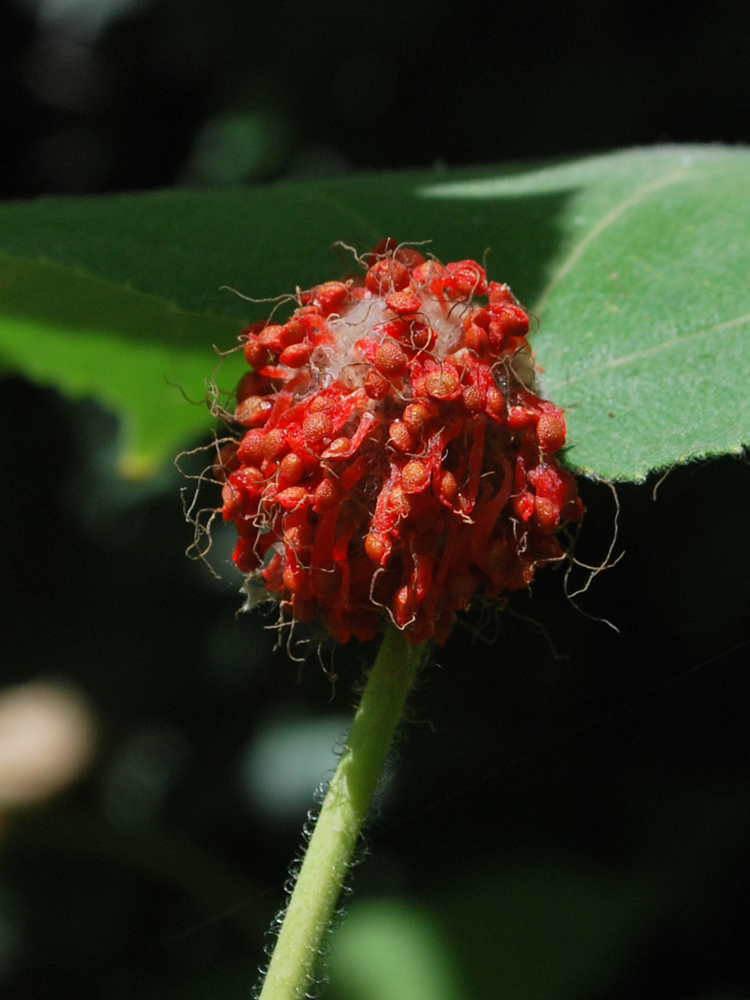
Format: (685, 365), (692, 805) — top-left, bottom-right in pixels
(216, 243), (583, 645)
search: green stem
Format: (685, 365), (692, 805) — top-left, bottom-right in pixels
(258, 625), (426, 1000)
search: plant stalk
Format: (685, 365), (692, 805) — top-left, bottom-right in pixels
(258, 625), (425, 1000)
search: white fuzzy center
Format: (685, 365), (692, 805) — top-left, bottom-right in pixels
(320, 293), (472, 388)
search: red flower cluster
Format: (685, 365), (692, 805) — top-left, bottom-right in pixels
(216, 243), (583, 645)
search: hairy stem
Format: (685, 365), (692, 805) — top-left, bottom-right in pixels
(258, 625), (426, 1000)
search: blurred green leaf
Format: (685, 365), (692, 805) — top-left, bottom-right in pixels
(0, 254), (240, 478)
(437, 861), (656, 1000)
(1, 145), (748, 478)
(7, 806), (263, 942)
(327, 899), (465, 1000)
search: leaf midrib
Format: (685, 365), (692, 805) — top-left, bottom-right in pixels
(532, 166), (692, 315)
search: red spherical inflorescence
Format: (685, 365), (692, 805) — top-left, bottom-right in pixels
(216, 241), (583, 646)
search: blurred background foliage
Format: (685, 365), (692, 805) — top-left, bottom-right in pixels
(4, 0), (750, 196)
(1, 0), (749, 998)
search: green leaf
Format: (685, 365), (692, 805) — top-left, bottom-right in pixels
(327, 899), (466, 1000)
(423, 146), (750, 479)
(0, 253), (240, 478)
(1, 145), (748, 479)
(436, 861), (656, 1000)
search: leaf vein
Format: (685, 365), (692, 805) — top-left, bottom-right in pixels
(533, 167), (690, 315)
(551, 310), (750, 389)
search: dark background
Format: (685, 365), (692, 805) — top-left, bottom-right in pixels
(1, 1), (749, 998)
(2, 0), (750, 198)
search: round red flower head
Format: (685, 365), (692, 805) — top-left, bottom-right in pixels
(215, 242), (583, 646)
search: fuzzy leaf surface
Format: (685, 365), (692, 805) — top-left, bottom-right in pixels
(0, 145), (747, 479)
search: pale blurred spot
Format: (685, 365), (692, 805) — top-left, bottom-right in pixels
(14, 0), (154, 43)
(101, 723), (190, 826)
(181, 110), (293, 186)
(0, 682), (97, 809)
(240, 712), (350, 824)
(23, 37), (110, 113)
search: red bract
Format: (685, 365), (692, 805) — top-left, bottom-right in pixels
(217, 243), (583, 645)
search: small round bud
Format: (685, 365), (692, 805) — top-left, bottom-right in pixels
(401, 459), (430, 494)
(235, 396), (273, 427)
(425, 367), (461, 401)
(303, 412), (333, 447)
(388, 420), (416, 453)
(537, 411), (566, 454)
(374, 340), (408, 377)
